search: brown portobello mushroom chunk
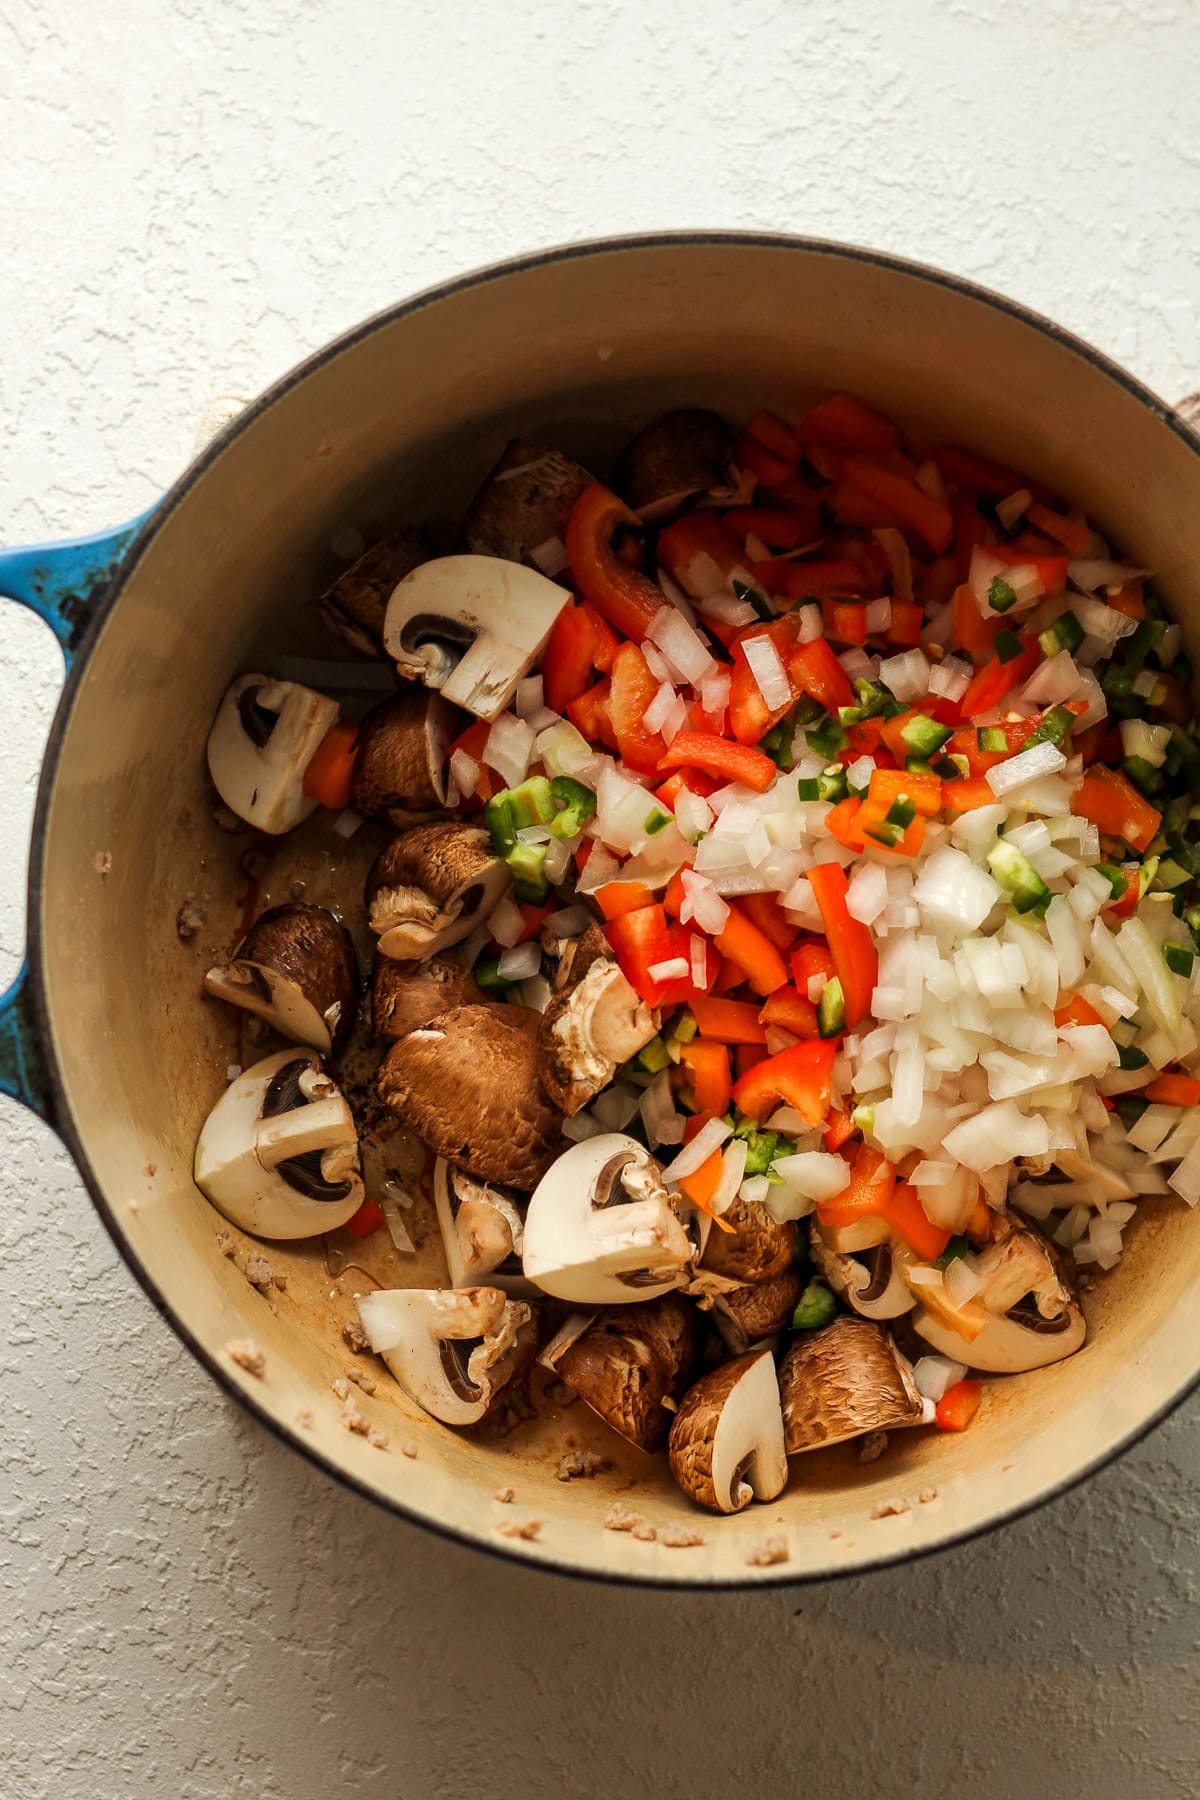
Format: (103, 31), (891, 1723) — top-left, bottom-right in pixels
(550, 1292), (699, 1453)
(350, 687), (459, 826)
(319, 529), (429, 657)
(778, 1316), (929, 1455)
(614, 409), (733, 519)
(204, 904), (359, 1057)
(712, 1264), (806, 1356)
(465, 437), (593, 565)
(370, 950), (483, 1041)
(365, 820), (510, 961)
(700, 1195), (796, 1286)
(668, 1349), (788, 1514)
(538, 953), (659, 1116)
(376, 1003), (563, 1192)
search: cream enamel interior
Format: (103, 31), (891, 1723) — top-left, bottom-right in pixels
(35, 239), (1200, 1582)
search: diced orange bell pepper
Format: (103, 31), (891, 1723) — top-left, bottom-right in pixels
(866, 767), (942, 818)
(302, 719), (359, 811)
(688, 997), (769, 1044)
(596, 881), (655, 921)
(679, 1040), (733, 1115)
(609, 642), (668, 775)
(791, 940), (837, 990)
(943, 776), (998, 813)
(713, 901), (790, 997)
(789, 635), (855, 713)
(677, 1147), (725, 1213)
(739, 891), (798, 953)
(758, 985), (819, 1039)
(817, 1142), (894, 1228)
(951, 581), (1005, 659)
(1142, 1073), (1200, 1108)
(936, 1379), (984, 1432)
(1054, 994), (1106, 1030)
(1072, 767), (1162, 854)
(825, 797), (869, 851)
(730, 1037), (837, 1125)
(882, 1181), (952, 1262)
(885, 600), (925, 647)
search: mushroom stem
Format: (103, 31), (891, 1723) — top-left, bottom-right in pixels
(668, 1349), (788, 1514)
(255, 1097), (359, 1167)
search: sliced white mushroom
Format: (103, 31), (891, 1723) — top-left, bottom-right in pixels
(194, 1048), (363, 1238)
(355, 1285), (537, 1425)
(810, 1228), (917, 1322)
(522, 1134), (700, 1304)
(206, 674), (340, 833)
(383, 554), (569, 720)
(668, 1349), (788, 1514)
(913, 1221), (1086, 1372)
(432, 1158), (535, 1294)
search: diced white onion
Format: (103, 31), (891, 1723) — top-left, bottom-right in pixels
(646, 605), (718, 686)
(985, 741), (1068, 798)
(488, 897), (526, 950)
(484, 713), (535, 786)
(743, 634), (792, 712)
(663, 1116), (733, 1181)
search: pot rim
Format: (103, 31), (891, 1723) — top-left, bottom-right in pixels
(26, 229), (1200, 1587)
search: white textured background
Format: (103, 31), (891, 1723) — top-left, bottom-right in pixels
(3, 3), (1199, 1795)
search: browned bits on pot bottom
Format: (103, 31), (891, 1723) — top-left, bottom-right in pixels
(225, 1338), (266, 1377)
(870, 1496), (911, 1520)
(659, 1525), (706, 1549)
(746, 1536), (789, 1568)
(556, 1450), (611, 1482)
(496, 1518), (543, 1541)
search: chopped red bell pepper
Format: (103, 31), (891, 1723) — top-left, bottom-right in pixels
(758, 985), (819, 1038)
(565, 483), (667, 643)
(542, 604), (599, 714)
(885, 600), (925, 646)
(824, 797), (869, 851)
(738, 891), (798, 953)
(713, 901), (790, 997)
(829, 480), (906, 530)
(724, 503), (820, 549)
(942, 776), (999, 813)
(789, 635), (855, 714)
(821, 598), (868, 645)
(931, 444), (1029, 498)
(984, 542), (1068, 596)
(936, 1379), (983, 1432)
(956, 635), (1042, 716)
(581, 601), (621, 671)
(728, 617), (799, 746)
(658, 731), (776, 793)
(603, 904), (675, 1005)
(595, 880), (656, 921)
(752, 557), (866, 601)
(343, 1198), (385, 1239)
(791, 939), (837, 990)
(842, 456), (954, 554)
(950, 580), (1005, 659)
(866, 767), (943, 817)
(816, 1142), (894, 1228)
(678, 1039), (733, 1115)
(1072, 767), (1162, 853)
(609, 642), (668, 774)
(730, 1037), (837, 1124)
(654, 768), (717, 809)
(739, 409), (801, 486)
(1024, 502), (1091, 557)
(1108, 583), (1146, 623)
(797, 392), (901, 456)
(688, 996), (768, 1044)
(734, 1042), (769, 1078)
(822, 1107), (857, 1153)
(565, 677), (617, 750)
(656, 510), (748, 597)
(805, 862), (878, 1029)
(515, 900), (556, 944)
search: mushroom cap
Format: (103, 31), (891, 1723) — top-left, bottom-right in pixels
(712, 1265), (806, 1355)
(913, 1220), (1086, 1372)
(553, 1291), (700, 1452)
(370, 950), (483, 1040)
(204, 903), (359, 1057)
(194, 1048), (364, 1239)
(206, 674), (339, 835)
(614, 409), (733, 518)
(356, 1285), (538, 1426)
(349, 687), (458, 826)
(319, 529), (429, 657)
(538, 957), (658, 1115)
(383, 555), (570, 721)
(809, 1229), (917, 1323)
(700, 1194), (796, 1286)
(365, 821), (510, 961)
(778, 1316), (929, 1454)
(522, 1133), (698, 1304)
(668, 1348), (788, 1514)
(465, 437), (593, 564)
(432, 1157), (533, 1294)
(376, 1003), (563, 1191)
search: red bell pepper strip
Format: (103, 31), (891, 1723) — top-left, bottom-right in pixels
(882, 1181), (951, 1262)
(1054, 994), (1107, 1030)
(791, 940), (837, 990)
(657, 731), (776, 793)
(942, 776), (999, 813)
(713, 901), (790, 997)
(956, 635), (1041, 717)
(984, 542), (1069, 595)
(730, 1037), (836, 1125)
(728, 618), (799, 745)
(565, 677), (617, 751)
(936, 1379), (984, 1432)
(816, 1143), (894, 1227)
(822, 1107), (857, 1153)
(829, 481), (906, 530)
(656, 510), (748, 596)
(609, 643), (668, 774)
(789, 635), (855, 713)
(343, 1198), (385, 1239)
(758, 985), (819, 1039)
(739, 891), (797, 953)
(824, 798), (869, 852)
(1072, 767), (1162, 853)
(1025, 502), (1091, 557)
(931, 444), (1029, 498)
(603, 904), (676, 1005)
(821, 599), (868, 645)
(542, 604), (598, 714)
(679, 1039), (733, 1115)
(734, 1042), (768, 1078)
(688, 996), (768, 1044)
(302, 719), (359, 811)
(565, 483), (667, 643)
(950, 581), (1005, 659)
(797, 392), (901, 456)
(1142, 1073), (1200, 1107)
(752, 557), (866, 601)
(805, 862), (878, 1029)
(842, 457), (954, 554)
(724, 503), (820, 549)
(739, 409), (801, 486)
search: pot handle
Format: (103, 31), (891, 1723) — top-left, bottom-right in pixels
(0, 510), (154, 1122)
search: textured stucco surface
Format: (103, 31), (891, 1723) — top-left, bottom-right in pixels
(2, 3), (1199, 1795)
